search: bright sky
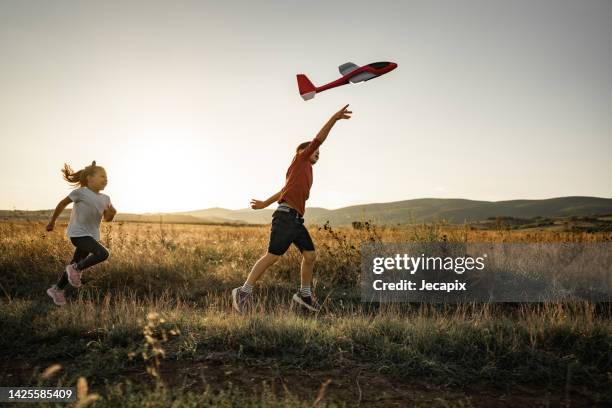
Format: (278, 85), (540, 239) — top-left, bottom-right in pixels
(1, 0), (610, 213)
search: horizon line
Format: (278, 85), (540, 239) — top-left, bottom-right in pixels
(3, 195), (611, 214)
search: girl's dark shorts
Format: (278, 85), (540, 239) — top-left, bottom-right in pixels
(267, 208), (315, 255)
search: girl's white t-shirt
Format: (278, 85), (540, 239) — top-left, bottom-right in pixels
(67, 187), (111, 240)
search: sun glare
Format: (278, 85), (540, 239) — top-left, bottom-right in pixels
(109, 131), (209, 213)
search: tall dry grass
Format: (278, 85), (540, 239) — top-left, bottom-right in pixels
(0, 220), (611, 406)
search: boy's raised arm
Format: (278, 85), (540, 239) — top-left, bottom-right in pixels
(314, 104), (352, 144)
(297, 104), (352, 159)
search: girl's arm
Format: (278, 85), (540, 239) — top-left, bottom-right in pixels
(103, 204), (117, 222)
(46, 197), (72, 231)
(250, 190), (283, 210)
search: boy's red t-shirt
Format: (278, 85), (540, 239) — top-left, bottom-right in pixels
(278, 138), (322, 216)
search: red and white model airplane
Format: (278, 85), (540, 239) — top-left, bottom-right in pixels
(297, 61), (398, 100)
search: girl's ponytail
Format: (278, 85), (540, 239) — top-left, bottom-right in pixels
(62, 161), (101, 187)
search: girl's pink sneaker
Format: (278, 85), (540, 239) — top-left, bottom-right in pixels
(46, 285), (66, 306)
(66, 263), (82, 288)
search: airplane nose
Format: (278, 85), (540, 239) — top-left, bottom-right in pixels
(390, 62), (398, 70)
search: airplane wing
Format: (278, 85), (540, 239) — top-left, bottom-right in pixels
(349, 72), (377, 83)
(338, 62), (359, 75)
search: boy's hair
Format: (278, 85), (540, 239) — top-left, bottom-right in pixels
(62, 161), (104, 188)
(296, 141), (311, 153)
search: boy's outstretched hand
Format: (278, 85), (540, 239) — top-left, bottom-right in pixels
(332, 104), (352, 121)
(250, 199), (266, 210)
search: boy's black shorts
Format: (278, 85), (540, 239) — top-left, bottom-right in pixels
(267, 208), (315, 255)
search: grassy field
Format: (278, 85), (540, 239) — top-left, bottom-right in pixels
(1, 220), (611, 407)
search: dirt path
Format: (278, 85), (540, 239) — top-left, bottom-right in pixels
(0, 357), (605, 407)
(157, 356), (603, 407)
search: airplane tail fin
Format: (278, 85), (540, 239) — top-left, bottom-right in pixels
(296, 74), (316, 101)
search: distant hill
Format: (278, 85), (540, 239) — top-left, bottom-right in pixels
(183, 196), (612, 225)
(3, 197), (611, 226)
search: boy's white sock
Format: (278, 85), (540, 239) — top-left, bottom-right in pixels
(241, 282), (254, 294)
(300, 286), (312, 297)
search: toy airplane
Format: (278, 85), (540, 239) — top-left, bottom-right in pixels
(297, 61), (398, 100)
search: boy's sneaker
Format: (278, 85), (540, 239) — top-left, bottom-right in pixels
(66, 263), (82, 288)
(231, 287), (252, 313)
(292, 293), (321, 312)
(46, 285), (66, 306)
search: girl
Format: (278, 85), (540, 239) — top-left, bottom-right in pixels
(46, 161), (116, 305)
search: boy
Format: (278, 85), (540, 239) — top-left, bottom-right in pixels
(232, 104), (352, 313)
